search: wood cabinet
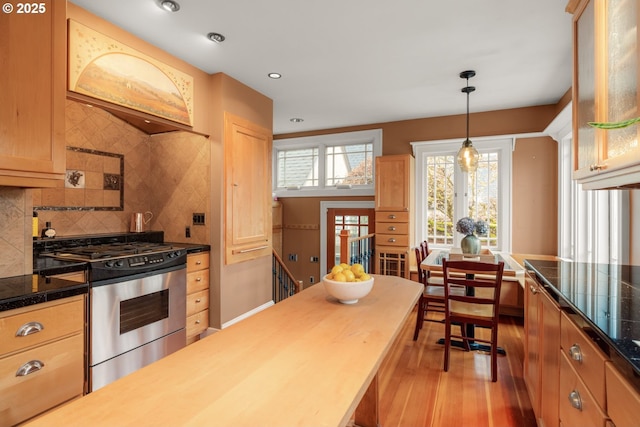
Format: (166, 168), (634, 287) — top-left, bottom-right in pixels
(374, 154), (414, 278)
(224, 113), (272, 264)
(524, 271), (560, 427)
(0, 0), (66, 187)
(186, 252), (210, 345)
(0, 295), (85, 426)
(605, 361), (640, 427)
(571, 0), (640, 189)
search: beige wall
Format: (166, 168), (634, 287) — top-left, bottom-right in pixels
(275, 104), (563, 286)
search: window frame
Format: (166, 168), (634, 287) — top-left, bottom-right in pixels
(273, 129), (382, 198)
(412, 137), (514, 252)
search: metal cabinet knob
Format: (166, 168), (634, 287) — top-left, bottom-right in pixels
(195, 261), (202, 265)
(589, 164), (605, 172)
(388, 238), (396, 243)
(16, 321), (44, 337)
(568, 344), (583, 363)
(529, 285), (538, 294)
(388, 226), (396, 231)
(196, 277), (202, 282)
(195, 299), (201, 303)
(16, 360), (44, 377)
(195, 320), (201, 324)
(568, 390), (582, 411)
(388, 214), (396, 219)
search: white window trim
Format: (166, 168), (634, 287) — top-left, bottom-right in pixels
(411, 137), (514, 252)
(273, 129), (382, 198)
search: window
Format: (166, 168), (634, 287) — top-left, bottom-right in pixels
(273, 129), (382, 197)
(413, 138), (513, 252)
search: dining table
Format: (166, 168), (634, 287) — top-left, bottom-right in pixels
(25, 274), (422, 427)
(420, 249), (527, 354)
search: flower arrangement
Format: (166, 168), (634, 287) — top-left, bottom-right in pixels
(455, 217), (488, 236)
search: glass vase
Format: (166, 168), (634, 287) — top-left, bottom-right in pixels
(461, 234), (480, 254)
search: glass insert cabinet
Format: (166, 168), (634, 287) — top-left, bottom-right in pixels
(571, 0), (640, 189)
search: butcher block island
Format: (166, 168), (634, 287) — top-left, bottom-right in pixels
(26, 275), (422, 427)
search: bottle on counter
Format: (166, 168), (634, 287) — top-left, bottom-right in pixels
(41, 221), (56, 239)
(32, 211), (38, 239)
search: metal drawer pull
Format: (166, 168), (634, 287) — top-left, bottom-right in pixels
(388, 238), (396, 243)
(16, 321), (44, 337)
(568, 390), (582, 411)
(388, 214), (396, 219)
(529, 285), (538, 294)
(233, 245), (269, 254)
(195, 320), (201, 324)
(568, 344), (583, 363)
(195, 261), (202, 265)
(196, 277), (202, 282)
(16, 360), (44, 377)
(388, 226), (396, 231)
(195, 299), (202, 303)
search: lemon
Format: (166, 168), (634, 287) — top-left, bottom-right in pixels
(333, 272), (347, 282)
(359, 273), (371, 281)
(343, 270), (356, 282)
(351, 263), (365, 276)
(331, 265), (344, 275)
(340, 262), (350, 270)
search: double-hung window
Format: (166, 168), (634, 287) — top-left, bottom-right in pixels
(412, 138), (513, 252)
(273, 129), (382, 197)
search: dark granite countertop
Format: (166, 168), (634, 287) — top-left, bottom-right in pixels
(0, 274), (88, 312)
(165, 242), (210, 253)
(524, 259), (640, 392)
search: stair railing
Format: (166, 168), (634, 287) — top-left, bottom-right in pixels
(272, 249), (301, 302)
(339, 229), (375, 273)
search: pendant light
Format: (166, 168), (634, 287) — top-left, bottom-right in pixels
(456, 70), (479, 172)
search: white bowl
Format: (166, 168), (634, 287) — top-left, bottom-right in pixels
(322, 274), (374, 304)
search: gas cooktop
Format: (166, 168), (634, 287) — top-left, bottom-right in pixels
(50, 242), (179, 261)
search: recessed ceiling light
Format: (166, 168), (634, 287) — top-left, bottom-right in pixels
(159, 0), (180, 12)
(290, 118), (304, 123)
(207, 32), (226, 43)
(268, 73), (282, 79)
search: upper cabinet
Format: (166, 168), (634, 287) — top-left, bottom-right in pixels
(572, 0), (640, 189)
(0, 0), (66, 187)
(224, 112), (273, 264)
(375, 154), (413, 211)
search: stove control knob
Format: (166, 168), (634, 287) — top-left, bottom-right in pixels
(105, 261), (114, 268)
(115, 260), (124, 267)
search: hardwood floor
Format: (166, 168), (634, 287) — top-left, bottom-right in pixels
(378, 309), (537, 427)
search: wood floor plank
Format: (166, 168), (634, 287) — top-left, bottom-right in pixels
(378, 308), (537, 427)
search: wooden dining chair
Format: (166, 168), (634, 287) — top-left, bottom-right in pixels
(442, 259), (505, 382)
(413, 246), (464, 340)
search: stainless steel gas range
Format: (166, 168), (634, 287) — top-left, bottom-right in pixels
(47, 241), (187, 392)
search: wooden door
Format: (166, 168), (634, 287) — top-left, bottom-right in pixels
(326, 208), (375, 272)
(224, 112), (273, 264)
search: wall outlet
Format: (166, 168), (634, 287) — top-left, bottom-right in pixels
(310, 256), (319, 263)
(192, 213), (205, 225)
(309, 276), (315, 284)
(288, 254), (298, 262)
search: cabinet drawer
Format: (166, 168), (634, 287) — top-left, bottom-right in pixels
(560, 311), (606, 407)
(375, 221), (409, 235)
(605, 362), (640, 427)
(375, 211), (409, 223)
(187, 290), (209, 317)
(0, 296), (84, 356)
(186, 309), (209, 339)
(0, 333), (84, 427)
(187, 252), (210, 272)
(559, 350), (608, 427)
(187, 269), (209, 293)
(376, 233), (409, 247)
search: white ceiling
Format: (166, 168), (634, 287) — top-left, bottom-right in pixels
(69, 0), (573, 135)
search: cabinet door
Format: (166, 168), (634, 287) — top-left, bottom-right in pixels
(375, 154), (413, 211)
(540, 287), (560, 427)
(524, 272), (541, 416)
(0, 0), (66, 187)
(573, 0), (640, 187)
(224, 113), (272, 264)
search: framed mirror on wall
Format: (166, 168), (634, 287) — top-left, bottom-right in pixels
(34, 146), (124, 211)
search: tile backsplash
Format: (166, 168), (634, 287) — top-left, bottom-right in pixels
(0, 99), (211, 278)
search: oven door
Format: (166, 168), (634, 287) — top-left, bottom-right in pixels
(90, 265), (186, 368)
